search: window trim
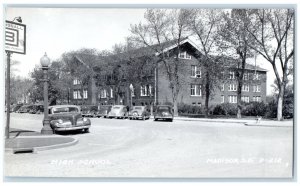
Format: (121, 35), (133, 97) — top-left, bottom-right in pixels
(190, 84), (202, 97)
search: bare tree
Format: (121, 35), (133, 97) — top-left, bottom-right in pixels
(130, 9), (190, 116)
(247, 9), (294, 120)
(187, 9), (225, 117)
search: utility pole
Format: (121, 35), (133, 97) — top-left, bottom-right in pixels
(5, 51), (11, 139)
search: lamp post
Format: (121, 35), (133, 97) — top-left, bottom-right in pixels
(129, 84), (133, 108)
(40, 53), (53, 134)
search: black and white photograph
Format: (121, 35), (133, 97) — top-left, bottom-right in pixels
(1, 2), (296, 181)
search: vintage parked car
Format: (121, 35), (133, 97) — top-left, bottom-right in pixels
(29, 104), (44, 114)
(107, 105), (128, 119)
(49, 105), (91, 133)
(81, 105), (98, 117)
(128, 106), (150, 120)
(17, 105), (33, 113)
(10, 104), (23, 112)
(154, 105), (174, 122)
(96, 105), (112, 118)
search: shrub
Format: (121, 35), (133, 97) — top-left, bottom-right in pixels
(241, 102), (267, 116)
(178, 103), (203, 114)
(212, 103), (237, 116)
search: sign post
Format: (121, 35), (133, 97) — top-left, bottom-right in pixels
(5, 20), (26, 139)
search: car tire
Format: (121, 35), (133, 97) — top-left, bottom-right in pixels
(154, 118), (158, 121)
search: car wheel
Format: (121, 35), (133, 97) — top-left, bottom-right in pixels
(154, 118), (158, 121)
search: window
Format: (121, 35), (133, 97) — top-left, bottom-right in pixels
(73, 78), (80, 85)
(178, 51), (192, 59)
(243, 73), (249, 80)
(191, 65), (201, 78)
(229, 71), (235, 79)
(221, 95), (225, 103)
(229, 95), (237, 103)
(253, 73), (260, 80)
(73, 90), (81, 100)
(253, 85), (261, 92)
(83, 89), (88, 99)
(242, 84), (250, 92)
(241, 96), (250, 103)
(221, 84), (225, 91)
(228, 84), (237, 91)
(140, 85), (152, 96)
(190, 84), (202, 96)
(253, 96), (262, 102)
(110, 88), (114, 98)
(100, 89), (107, 98)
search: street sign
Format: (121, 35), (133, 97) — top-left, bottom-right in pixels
(5, 20), (26, 54)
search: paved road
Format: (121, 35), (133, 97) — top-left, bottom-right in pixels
(4, 113), (293, 178)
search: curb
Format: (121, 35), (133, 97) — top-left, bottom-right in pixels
(5, 135), (78, 153)
(174, 118), (247, 124)
(244, 123), (293, 127)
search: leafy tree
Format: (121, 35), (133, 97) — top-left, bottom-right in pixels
(246, 9), (294, 120)
(130, 9), (190, 116)
(187, 9), (225, 117)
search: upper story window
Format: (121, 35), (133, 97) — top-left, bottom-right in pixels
(73, 78), (80, 85)
(191, 84), (202, 96)
(253, 73), (261, 80)
(191, 65), (201, 78)
(242, 84), (250, 92)
(228, 84), (237, 91)
(253, 85), (261, 92)
(221, 84), (225, 91)
(178, 51), (192, 60)
(243, 73), (249, 80)
(229, 71), (235, 79)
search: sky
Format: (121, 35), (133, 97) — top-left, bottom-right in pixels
(4, 7), (284, 95)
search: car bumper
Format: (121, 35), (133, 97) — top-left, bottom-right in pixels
(54, 125), (90, 131)
(155, 116), (173, 119)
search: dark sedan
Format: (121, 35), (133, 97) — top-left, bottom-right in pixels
(96, 105), (112, 118)
(49, 105), (91, 134)
(154, 105), (174, 122)
(81, 105), (98, 117)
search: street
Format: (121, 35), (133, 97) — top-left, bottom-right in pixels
(4, 113), (293, 178)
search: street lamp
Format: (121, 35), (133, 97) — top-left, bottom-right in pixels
(40, 52), (53, 134)
(129, 84), (133, 108)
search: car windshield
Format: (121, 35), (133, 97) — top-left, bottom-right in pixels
(100, 106), (111, 110)
(52, 107), (79, 114)
(157, 106), (171, 112)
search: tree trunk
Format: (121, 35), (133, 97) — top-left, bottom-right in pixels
(204, 72), (210, 118)
(277, 86), (284, 121)
(237, 86), (242, 119)
(173, 98), (178, 117)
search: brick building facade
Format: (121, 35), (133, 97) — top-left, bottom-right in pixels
(70, 38), (267, 107)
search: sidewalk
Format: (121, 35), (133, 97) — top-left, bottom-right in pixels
(5, 128), (78, 153)
(173, 116), (293, 127)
